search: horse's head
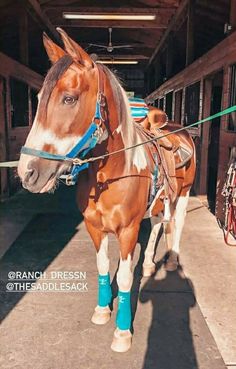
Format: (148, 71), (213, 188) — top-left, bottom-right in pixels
(18, 29), (99, 193)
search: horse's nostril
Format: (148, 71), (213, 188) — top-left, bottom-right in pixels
(24, 165), (39, 186)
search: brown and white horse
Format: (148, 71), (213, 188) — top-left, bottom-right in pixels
(17, 29), (196, 352)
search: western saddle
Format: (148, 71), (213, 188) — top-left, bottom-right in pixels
(137, 107), (193, 214)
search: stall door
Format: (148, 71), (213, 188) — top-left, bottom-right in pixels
(0, 76), (9, 197)
(207, 72), (223, 213)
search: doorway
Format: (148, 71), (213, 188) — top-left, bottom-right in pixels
(174, 89), (183, 124)
(207, 71), (223, 213)
(0, 76), (9, 198)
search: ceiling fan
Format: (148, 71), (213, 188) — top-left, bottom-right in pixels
(89, 27), (133, 53)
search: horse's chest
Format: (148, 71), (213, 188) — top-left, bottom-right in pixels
(78, 171), (150, 232)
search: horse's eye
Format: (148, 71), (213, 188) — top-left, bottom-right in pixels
(63, 96), (77, 105)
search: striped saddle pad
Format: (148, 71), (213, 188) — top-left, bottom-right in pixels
(128, 97), (149, 121)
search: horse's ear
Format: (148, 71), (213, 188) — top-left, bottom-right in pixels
(43, 32), (66, 64)
(56, 27), (93, 69)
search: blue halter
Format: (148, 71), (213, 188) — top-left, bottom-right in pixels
(21, 60), (108, 186)
(21, 100), (104, 185)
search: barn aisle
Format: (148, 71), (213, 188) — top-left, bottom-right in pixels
(0, 186), (234, 369)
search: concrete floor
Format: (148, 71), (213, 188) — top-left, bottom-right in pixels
(0, 186), (235, 369)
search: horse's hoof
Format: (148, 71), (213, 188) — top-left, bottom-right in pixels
(91, 306), (111, 325)
(111, 328), (132, 352)
(165, 259), (178, 272)
(142, 263), (155, 277)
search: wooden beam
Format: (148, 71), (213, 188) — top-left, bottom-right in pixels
(144, 0), (180, 7)
(19, 9), (29, 65)
(56, 19), (169, 29)
(42, 0), (179, 7)
(148, 0), (189, 66)
(186, 0), (195, 66)
(230, 0), (236, 31)
(96, 54), (149, 60)
(39, 0), (55, 4)
(43, 0), (180, 9)
(0, 52), (43, 89)
(44, 7), (176, 15)
(23, 0), (60, 43)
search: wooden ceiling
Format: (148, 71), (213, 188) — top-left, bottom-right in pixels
(0, 0), (232, 72)
(29, 0), (181, 65)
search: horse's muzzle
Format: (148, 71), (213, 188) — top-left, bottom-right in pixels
(20, 158), (59, 193)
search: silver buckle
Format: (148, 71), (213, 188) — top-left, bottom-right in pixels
(65, 175), (74, 186)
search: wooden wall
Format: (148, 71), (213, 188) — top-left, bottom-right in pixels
(146, 30), (236, 223)
(0, 52), (43, 198)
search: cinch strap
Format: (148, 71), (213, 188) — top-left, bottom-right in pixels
(98, 273), (112, 307)
(116, 291), (131, 330)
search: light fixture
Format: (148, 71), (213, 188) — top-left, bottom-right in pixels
(97, 60), (138, 65)
(63, 13), (156, 21)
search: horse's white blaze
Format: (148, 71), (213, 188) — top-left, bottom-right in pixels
(144, 222), (162, 266)
(117, 254), (133, 292)
(18, 124), (80, 178)
(25, 125), (80, 154)
(172, 191), (190, 254)
(97, 235), (109, 275)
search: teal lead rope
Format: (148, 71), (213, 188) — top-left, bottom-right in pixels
(81, 104), (236, 166)
(0, 105), (236, 169)
(159, 104), (236, 138)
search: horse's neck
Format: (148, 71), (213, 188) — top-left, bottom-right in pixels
(93, 72), (149, 176)
(98, 79), (128, 165)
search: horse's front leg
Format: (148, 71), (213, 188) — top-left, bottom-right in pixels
(85, 220), (112, 325)
(111, 224), (140, 353)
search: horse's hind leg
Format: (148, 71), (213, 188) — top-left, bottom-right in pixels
(85, 221), (112, 325)
(165, 191), (190, 271)
(111, 225), (139, 353)
(142, 222), (162, 277)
